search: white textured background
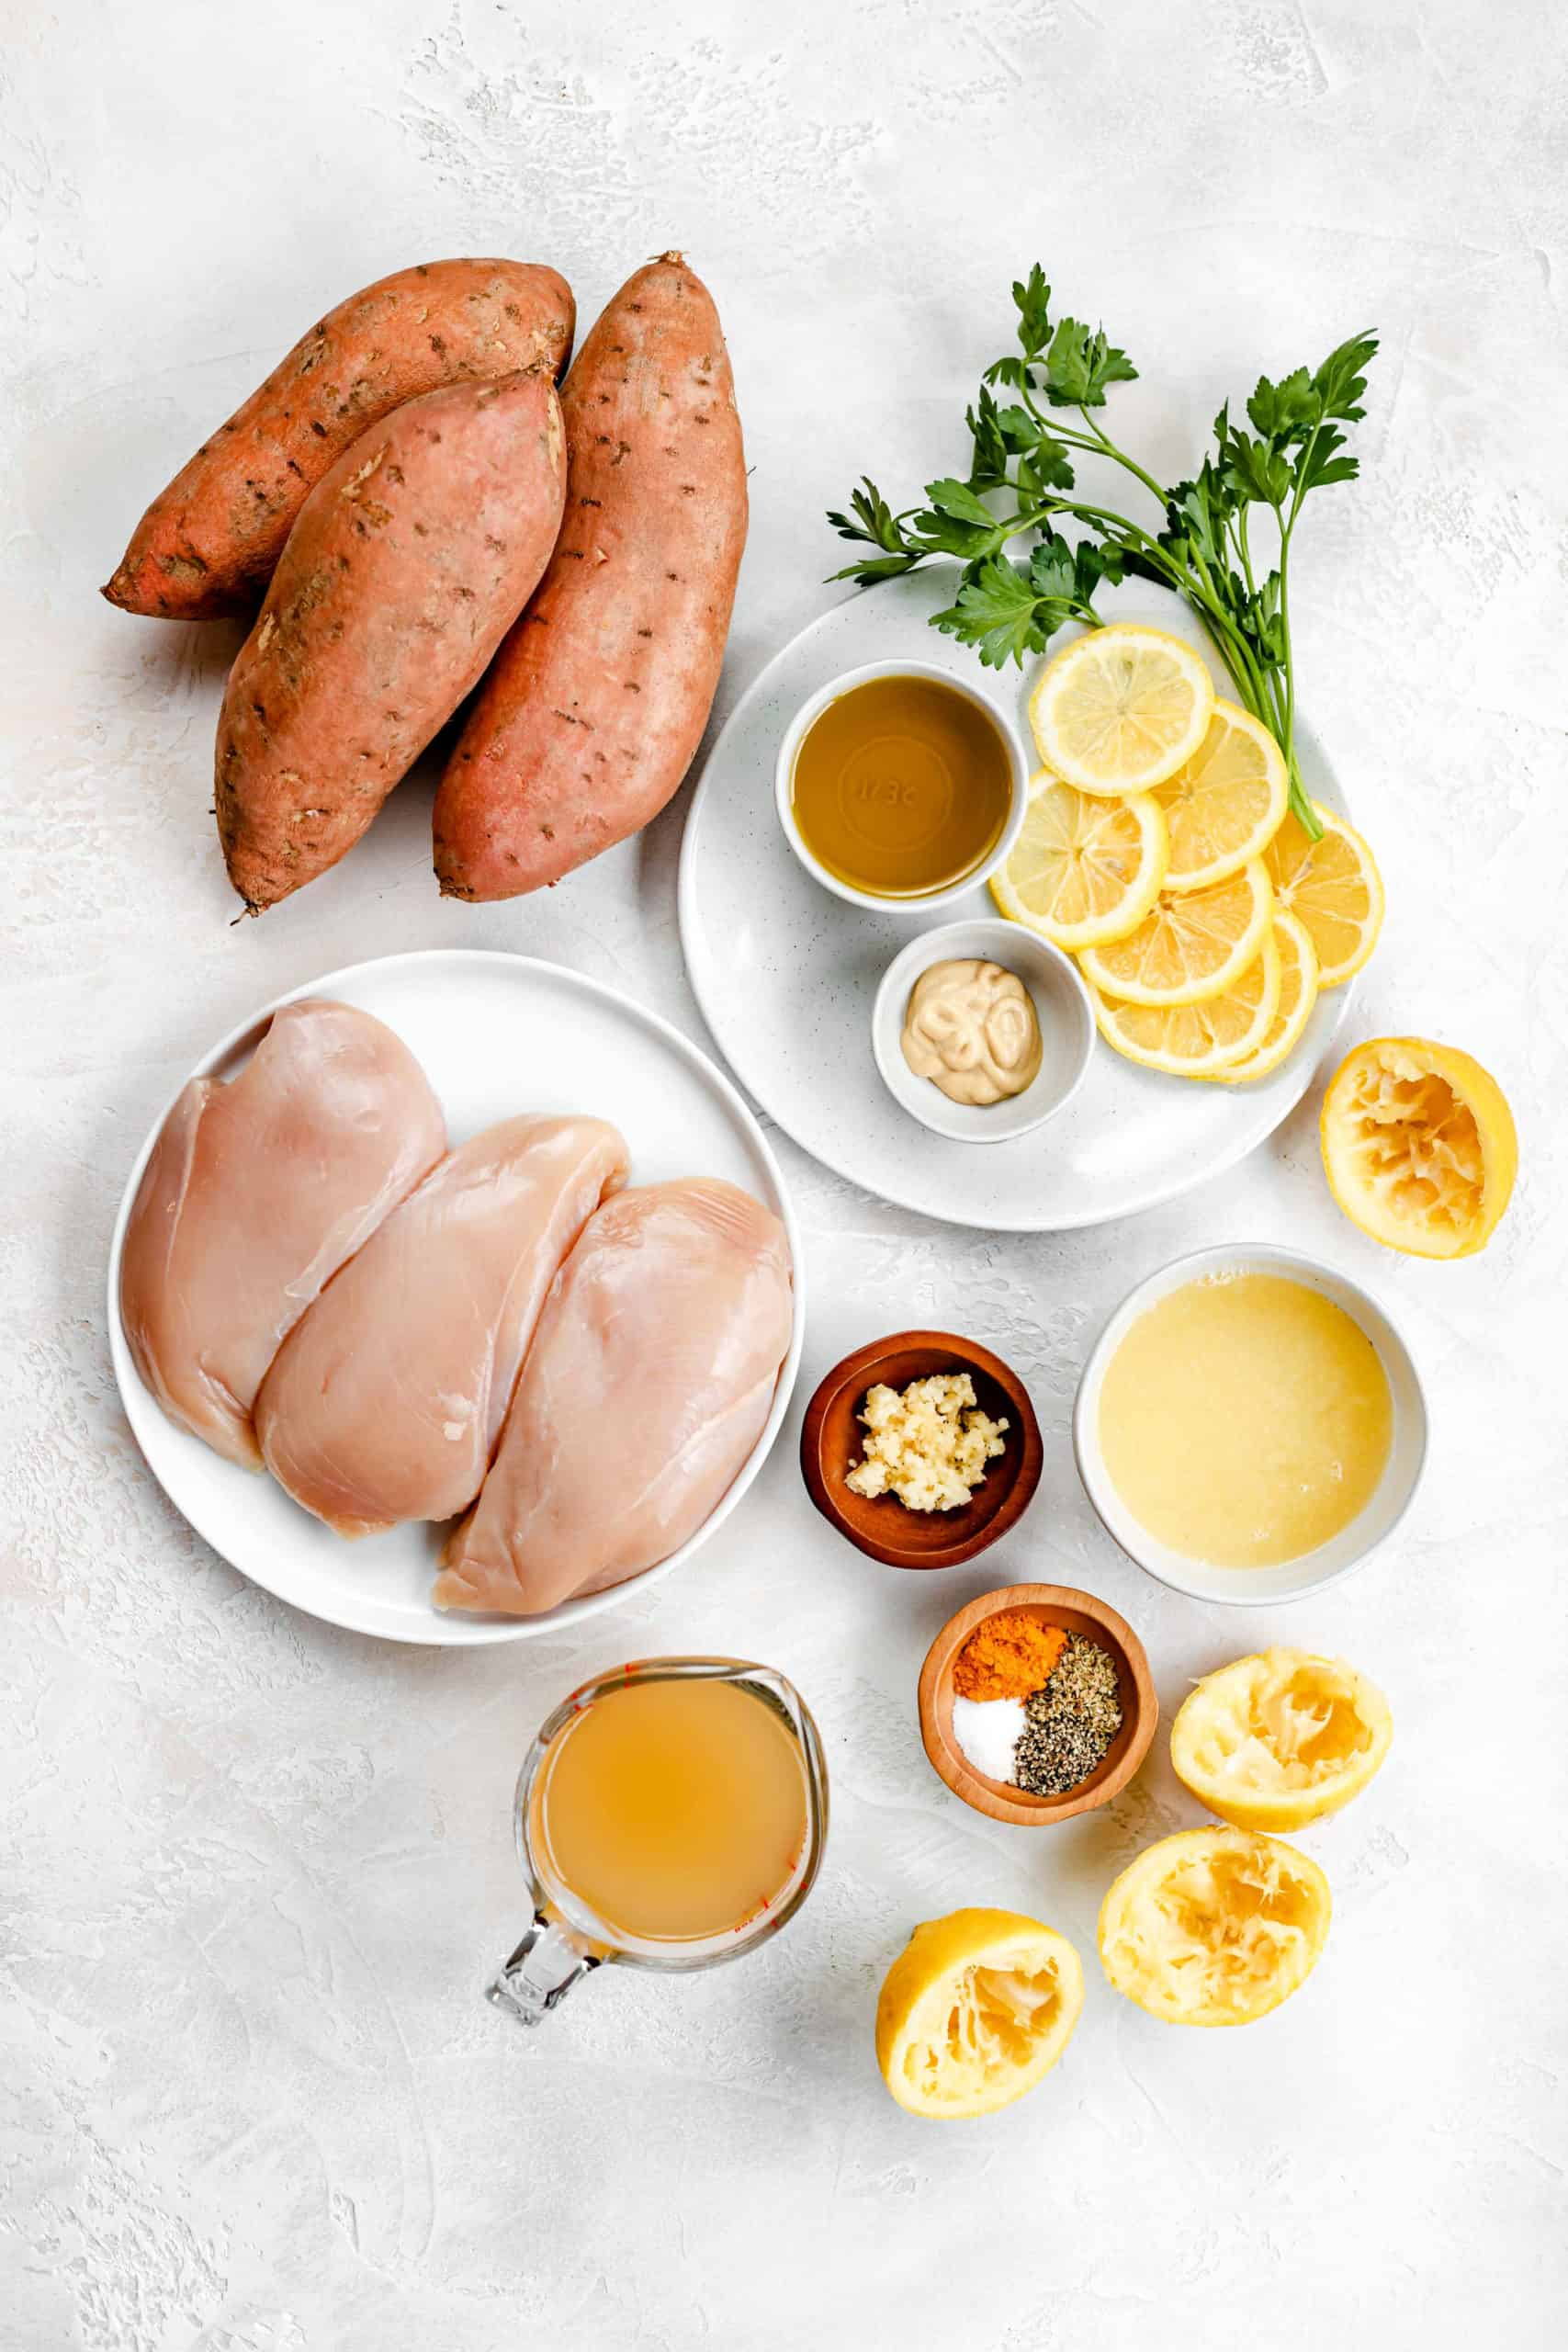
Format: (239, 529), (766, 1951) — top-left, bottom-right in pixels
(4, 3), (1566, 2346)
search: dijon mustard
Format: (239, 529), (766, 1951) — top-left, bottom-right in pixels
(900, 958), (1043, 1106)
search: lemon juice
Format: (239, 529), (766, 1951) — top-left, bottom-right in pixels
(1098, 1272), (1393, 1568)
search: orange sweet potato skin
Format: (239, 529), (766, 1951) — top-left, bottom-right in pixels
(215, 371), (566, 911)
(105, 260), (573, 621)
(433, 254), (746, 901)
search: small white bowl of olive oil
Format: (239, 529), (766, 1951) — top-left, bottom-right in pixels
(1073, 1244), (1428, 1605)
(872, 916), (1097, 1143)
(774, 660), (1029, 913)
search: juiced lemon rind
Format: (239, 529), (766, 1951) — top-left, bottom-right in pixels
(876, 1906), (1085, 2116)
(1321, 1035), (1518, 1260)
(1097, 1826), (1330, 2027)
(1170, 1648), (1393, 1832)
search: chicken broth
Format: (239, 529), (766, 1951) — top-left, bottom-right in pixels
(790, 674), (1013, 898)
(530, 1675), (809, 1944)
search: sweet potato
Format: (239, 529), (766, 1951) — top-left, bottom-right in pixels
(216, 369), (566, 911)
(105, 259), (573, 620)
(432, 253), (746, 901)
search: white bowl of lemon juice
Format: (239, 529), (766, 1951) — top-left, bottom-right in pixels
(1073, 1244), (1427, 1605)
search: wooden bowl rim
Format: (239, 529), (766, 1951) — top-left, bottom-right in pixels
(798, 1329), (1044, 1568)
(918, 1580), (1158, 1825)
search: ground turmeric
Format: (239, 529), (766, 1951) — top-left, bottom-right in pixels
(953, 1611), (1067, 1702)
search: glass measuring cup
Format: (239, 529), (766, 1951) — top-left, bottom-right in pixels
(487, 1656), (829, 2027)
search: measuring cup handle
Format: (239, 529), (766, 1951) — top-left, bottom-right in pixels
(487, 1913), (599, 2028)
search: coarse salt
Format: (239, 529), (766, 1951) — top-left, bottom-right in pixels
(951, 1694), (1026, 1785)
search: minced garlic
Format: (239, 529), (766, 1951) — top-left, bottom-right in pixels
(844, 1372), (1008, 1513)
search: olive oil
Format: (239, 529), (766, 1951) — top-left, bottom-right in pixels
(530, 1675), (809, 1944)
(790, 674), (1012, 898)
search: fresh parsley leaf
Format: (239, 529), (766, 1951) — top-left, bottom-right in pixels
(1229, 569), (1285, 670)
(1022, 533), (1078, 605)
(1160, 457), (1232, 568)
(982, 353), (1032, 390)
(1294, 420), (1359, 493)
(1012, 265), (1054, 362)
(924, 477), (997, 527)
(1015, 439), (1077, 502)
(1314, 330), (1378, 423)
(1043, 317), (1138, 408)
(825, 477), (908, 553)
(994, 402), (1043, 452)
(1220, 426), (1294, 508)
(1073, 537), (1125, 600)
(907, 478), (1006, 561)
(931, 556), (1051, 668)
(931, 535), (1105, 670)
(1247, 366), (1320, 442)
(825, 550), (923, 584)
(965, 387), (1010, 490)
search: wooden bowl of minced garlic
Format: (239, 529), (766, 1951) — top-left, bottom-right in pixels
(798, 1330), (1042, 1568)
(919, 1584), (1157, 1826)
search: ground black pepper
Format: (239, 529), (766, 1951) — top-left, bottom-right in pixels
(1012, 1633), (1123, 1796)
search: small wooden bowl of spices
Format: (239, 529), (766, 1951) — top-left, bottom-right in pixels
(918, 1583), (1156, 1826)
(799, 1330), (1043, 1569)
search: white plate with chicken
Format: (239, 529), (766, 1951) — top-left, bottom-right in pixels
(107, 949), (804, 1645)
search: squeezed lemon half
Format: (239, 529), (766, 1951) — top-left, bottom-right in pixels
(1029, 625), (1214, 794)
(1171, 1649), (1393, 1833)
(1098, 1827), (1330, 2027)
(1321, 1036), (1517, 1259)
(990, 771), (1168, 949)
(875, 1907), (1084, 2116)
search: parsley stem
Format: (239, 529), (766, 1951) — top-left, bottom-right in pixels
(1073, 407), (1171, 512)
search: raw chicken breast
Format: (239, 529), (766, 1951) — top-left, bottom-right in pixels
(119, 1000), (446, 1467)
(255, 1115), (628, 1536)
(434, 1179), (794, 1616)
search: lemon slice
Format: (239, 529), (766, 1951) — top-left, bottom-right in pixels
(875, 1907), (1084, 2117)
(1263, 802), (1383, 986)
(989, 771), (1168, 949)
(1098, 1827), (1331, 2028)
(1171, 1650), (1393, 1834)
(1321, 1036), (1517, 1259)
(1078, 860), (1272, 1006)
(1149, 699), (1288, 891)
(1090, 924), (1280, 1077)
(1211, 910), (1319, 1083)
(1029, 625), (1214, 795)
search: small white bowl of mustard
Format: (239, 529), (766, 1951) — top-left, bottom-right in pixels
(774, 660), (1029, 914)
(872, 917), (1096, 1143)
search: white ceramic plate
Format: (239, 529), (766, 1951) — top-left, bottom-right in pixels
(107, 950), (805, 1646)
(679, 567), (1355, 1230)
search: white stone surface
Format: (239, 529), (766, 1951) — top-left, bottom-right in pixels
(3, 3), (1565, 2346)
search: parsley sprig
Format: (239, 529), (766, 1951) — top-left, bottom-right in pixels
(827, 265), (1377, 837)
